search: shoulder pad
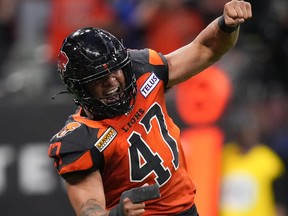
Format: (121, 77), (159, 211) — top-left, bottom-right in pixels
(48, 118), (104, 176)
(128, 49), (169, 87)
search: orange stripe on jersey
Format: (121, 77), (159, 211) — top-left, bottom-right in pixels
(148, 49), (165, 65)
(48, 142), (62, 166)
(59, 151), (93, 175)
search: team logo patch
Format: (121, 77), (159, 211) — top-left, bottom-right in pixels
(56, 122), (81, 138)
(58, 51), (69, 72)
(94, 127), (117, 152)
(140, 73), (160, 98)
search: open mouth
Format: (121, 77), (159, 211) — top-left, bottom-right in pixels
(105, 87), (120, 96)
(101, 87), (122, 104)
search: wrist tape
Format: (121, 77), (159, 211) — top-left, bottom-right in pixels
(218, 15), (239, 33)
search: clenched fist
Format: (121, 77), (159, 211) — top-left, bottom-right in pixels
(223, 0), (252, 27)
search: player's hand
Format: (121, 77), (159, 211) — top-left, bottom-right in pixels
(122, 183), (159, 216)
(109, 184), (160, 216)
(223, 0), (252, 27)
(122, 197), (145, 216)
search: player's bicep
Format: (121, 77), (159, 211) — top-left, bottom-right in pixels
(66, 170), (107, 216)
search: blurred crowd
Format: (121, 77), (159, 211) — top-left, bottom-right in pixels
(0, 0), (287, 215)
(0, 0), (288, 100)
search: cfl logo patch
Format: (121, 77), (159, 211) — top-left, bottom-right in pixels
(140, 73), (160, 98)
(94, 127), (117, 152)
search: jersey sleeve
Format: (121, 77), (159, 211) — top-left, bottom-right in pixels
(129, 48), (169, 89)
(48, 117), (104, 179)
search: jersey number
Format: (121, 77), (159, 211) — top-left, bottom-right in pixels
(128, 103), (179, 186)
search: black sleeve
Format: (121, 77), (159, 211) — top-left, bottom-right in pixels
(48, 121), (104, 179)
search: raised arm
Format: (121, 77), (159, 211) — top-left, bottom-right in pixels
(165, 0), (252, 87)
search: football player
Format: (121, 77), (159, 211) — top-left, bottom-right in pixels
(48, 1), (252, 215)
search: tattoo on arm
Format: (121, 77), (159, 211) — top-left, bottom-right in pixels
(80, 199), (107, 216)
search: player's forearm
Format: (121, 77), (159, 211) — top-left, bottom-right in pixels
(200, 0), (252, 60)
(195, 17), (239, 62)
(164, 17), (239, 87)
(79, 199), (108, 216)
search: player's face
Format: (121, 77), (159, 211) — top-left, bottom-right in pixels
(85, 69), (126, 104)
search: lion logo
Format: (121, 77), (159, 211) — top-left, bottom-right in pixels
(56, 122), (81, 138)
